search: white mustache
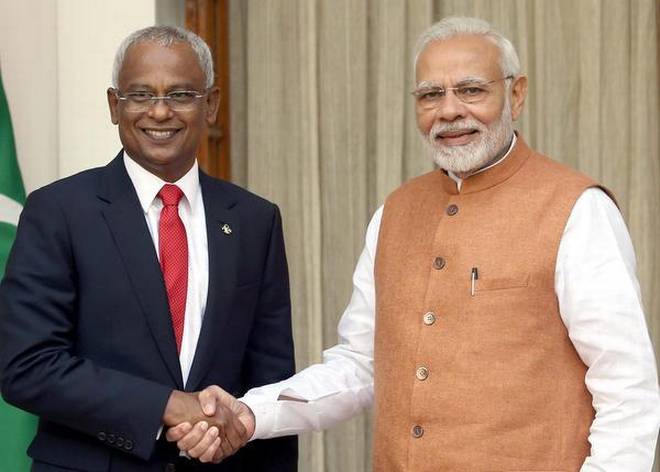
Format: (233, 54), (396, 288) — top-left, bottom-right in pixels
(429, 121), (485, 140)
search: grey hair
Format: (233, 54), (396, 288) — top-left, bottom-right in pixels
(414, 17), (521, 78)
(112, 26), (214, 89)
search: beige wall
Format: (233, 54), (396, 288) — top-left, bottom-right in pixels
(0, 0), (164, 193)
(0, 1), (59, 193)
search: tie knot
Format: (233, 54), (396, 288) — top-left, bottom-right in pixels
(158, 184), (184, 206)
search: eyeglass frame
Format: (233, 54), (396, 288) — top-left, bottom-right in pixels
(111, 88), (208, 112)
(411, 75), (515, 107)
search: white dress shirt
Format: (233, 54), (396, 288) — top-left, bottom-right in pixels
(241, 147), (660, 470)
(124, 154), (208, 387)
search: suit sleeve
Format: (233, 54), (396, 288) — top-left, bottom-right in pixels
(240, 204), (297, 471)
(0, 188), (172, 461)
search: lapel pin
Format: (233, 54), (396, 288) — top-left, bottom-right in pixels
(220, 223), (232, 235)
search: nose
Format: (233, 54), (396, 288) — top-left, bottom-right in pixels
(434, 91), (467, 122)
(147, 98), (174, 121)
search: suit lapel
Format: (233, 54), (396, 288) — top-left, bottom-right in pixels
(97, 153), (184, 389)
(186, 172), (240, 391)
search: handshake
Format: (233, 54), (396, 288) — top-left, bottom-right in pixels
(162, 385), (254, 463)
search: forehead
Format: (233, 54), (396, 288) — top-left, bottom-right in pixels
(118, 40), (205, 89)
(415, 34), (502, 84)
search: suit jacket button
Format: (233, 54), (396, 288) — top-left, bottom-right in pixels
(165, 463), (176, 472)
(124, 439), (134, 451)
(446, 204), (459, 216)
(411, 425), (424, 438)
(97, 432), (106, 442)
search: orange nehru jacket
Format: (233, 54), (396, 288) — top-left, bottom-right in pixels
(373, 136), (609, 471)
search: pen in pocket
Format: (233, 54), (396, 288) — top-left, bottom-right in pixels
(470, 267), (479, 296)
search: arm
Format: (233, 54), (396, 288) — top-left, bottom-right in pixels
(555, 188), (660, 471)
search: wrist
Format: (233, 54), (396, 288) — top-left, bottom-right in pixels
(238, 401), (256, 439)
(162, 390), (192, 426)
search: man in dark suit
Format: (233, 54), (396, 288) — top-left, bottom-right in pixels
(0, 26), (297, 471)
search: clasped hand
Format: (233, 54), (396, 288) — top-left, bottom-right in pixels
(163, 386), (255, 463)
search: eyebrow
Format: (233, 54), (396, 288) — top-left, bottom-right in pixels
(124, 83), (202, 91)
(415, 76), (490, 89)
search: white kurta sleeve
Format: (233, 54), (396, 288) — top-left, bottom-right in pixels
(555, 188), (660, 471)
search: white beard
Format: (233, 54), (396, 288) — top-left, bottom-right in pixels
(423, 98), (514, 175)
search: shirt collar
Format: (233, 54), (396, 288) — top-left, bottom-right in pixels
(123, 151), (200, 213)
(447, 133), (517, 190)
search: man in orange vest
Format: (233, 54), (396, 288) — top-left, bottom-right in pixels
(169, 16), (659, 471)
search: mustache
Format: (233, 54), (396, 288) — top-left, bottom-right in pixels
(429, 120), (486, 139)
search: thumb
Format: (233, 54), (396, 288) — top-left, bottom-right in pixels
(199, 387), (218, 416)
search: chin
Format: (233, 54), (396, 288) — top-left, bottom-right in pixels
(429, 138), (490, 173)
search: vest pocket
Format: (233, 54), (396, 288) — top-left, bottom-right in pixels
(475, 271), (530, 292)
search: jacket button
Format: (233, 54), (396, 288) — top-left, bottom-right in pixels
(416, 366), (429, 380)
(433, 257), (446, 270)
(411, 425), (424, 438)
(423, 312), (436, 325)
(97, 432), (106, 442)
(116, 436), (124, 447)
(124, 439), (134, 451)
(165, 464), (176, 472)
(446, 204), (459, 216)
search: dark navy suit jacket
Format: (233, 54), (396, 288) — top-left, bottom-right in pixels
(0, 152), (297, 471)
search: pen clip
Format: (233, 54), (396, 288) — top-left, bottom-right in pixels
(470, 267), (479, 296)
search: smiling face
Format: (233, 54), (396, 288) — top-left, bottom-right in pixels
(415, 34), (527, 177)
(107, 40), (219, 182)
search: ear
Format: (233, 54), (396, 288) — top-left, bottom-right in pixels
(107, 88), (120, 125)
(509, 75), (528, 121)
(204, 86), (221, 126)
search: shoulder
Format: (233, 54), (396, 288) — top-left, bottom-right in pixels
(387, 169), (443, 200)
(25, 166), (105, 209)
(199, 173), (280, 217)
(524, 150), (619, 205)
(524, 151), (596, 188)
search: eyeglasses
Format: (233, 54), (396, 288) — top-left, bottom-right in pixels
(411, 76), (513, 109)
(113, 89), (207, 112)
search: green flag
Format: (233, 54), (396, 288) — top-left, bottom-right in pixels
(0, 68), (36, 471)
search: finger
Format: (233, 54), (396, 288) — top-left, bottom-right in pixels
(165, 422), (192, 442)
(212, 437), (226, 463)
(198, 388), (218, 416)
(218, 433), (233, 459)
(187, 426), (219, 459)
(198, 437), (222, 463)
(176, 421), (208, 452)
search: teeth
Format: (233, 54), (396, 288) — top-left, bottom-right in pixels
(144, 129), (176, 139)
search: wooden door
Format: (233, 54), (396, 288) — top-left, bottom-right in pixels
(186, 0), (230, 180)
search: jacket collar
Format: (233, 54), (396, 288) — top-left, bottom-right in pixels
(437, 133), (532, 195)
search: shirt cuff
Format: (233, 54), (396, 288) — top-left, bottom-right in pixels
(240, 397), (279, 441)
(240, 386), (283, 441)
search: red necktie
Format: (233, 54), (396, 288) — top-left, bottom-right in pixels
(158, 184), (188, 353)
